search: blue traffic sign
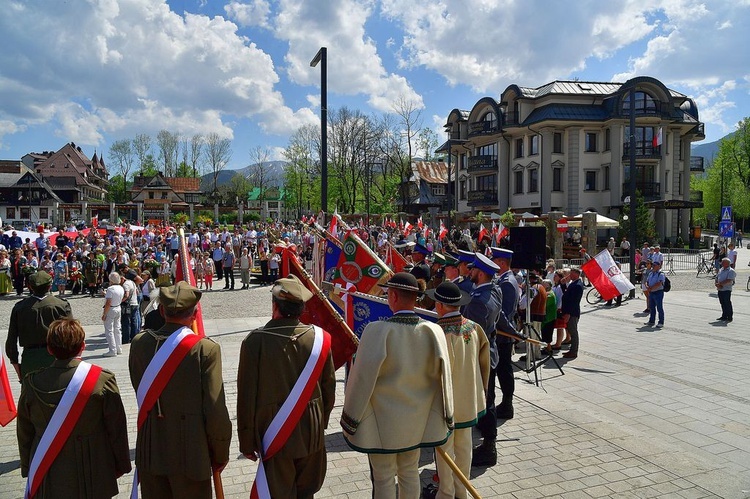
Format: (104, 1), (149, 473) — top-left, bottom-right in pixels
(719, 221), (734, 238)
(721, 206), (732, 221)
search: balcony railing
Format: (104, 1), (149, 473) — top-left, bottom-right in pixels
(622, 181), (661, 200)
(467, 189), (498, 206)
(503, 111), (520, 127)
(468, 120), (499, 137)
(619, 102), (671, 117)
(467, 155), (498, 173)
(622, 142), (661, 159)
(690, 156), (704, 172)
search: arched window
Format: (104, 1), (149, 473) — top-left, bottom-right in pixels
(622, 91), (658, 114)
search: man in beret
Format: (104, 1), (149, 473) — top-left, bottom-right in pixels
(427, 281), (489, 499)
(410, 242), (432, 282)
(129, 281), (232, 498)
(237, 275), (335, 497)
(5, 271), (72, 381)
(342, 272), (453, 498)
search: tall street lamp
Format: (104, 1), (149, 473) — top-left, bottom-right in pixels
(310, 47), (328, 218)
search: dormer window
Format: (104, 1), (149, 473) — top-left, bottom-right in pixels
(623, 91), (658, 114)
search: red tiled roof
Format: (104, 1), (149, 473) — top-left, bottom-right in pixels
(165, 177), (201, 193)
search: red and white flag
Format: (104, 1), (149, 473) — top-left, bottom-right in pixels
(477, 224), (488, 243)
(328, 209), (339, 239)
(91, 215), (98, 228)
(496, 222), (508, 243)
(0, 354), (17, 427)
(653, 127), (663, 148)
(301, 215), (307, 224)
(417, 216), (423, 230)
(438, 222), (448, 241)
(402, 221), (412, 236)
(581, 250), (635, 301)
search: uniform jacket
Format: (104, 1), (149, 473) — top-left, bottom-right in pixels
(5, 294), (73, 364)
(129, 323), (232, 480)
(17, 359), (131, 499)
(437, 313), (490, 428)
(454, 275), (474, 295)
(462, 282), (500, 369)
(341, 313), (454, 453)
(494, 271), (520, 343)
(236, 318), (336, 459)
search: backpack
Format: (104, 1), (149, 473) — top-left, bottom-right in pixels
(663, 274), (671, 292)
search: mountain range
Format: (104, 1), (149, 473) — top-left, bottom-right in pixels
(199, 160), (287, 191)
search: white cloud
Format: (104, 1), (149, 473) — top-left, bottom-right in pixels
(380, 0), (660, 92)
(0, 0), (313, 149)
(224, 0), (271, 28)
(273, 0), (424, 113)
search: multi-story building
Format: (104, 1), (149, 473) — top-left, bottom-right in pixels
(0, 161), (62, 226)
(247, 186), (289, 221)
(439, 76), (705, 239)
(130, 173), (203, 220)
(397, 160), (452, 216)
(22, 142), (109, 202)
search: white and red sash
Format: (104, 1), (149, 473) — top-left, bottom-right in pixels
(251, 326), (331, 499)
(25, 361), (102, 499)
(131, 327), (201, 499)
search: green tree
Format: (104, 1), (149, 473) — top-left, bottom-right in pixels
(618, 191), (657, 245)
(140, 154), (159, 178)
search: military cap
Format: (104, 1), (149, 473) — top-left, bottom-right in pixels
(28, 271), (52, 289)
(431, 252), (446, 266)
(424, 281), (471, 307)
(413, 243), (432, 256)
(490, 247), (514, 260)
(469, 252), (500, 276)
(160, 281), (202, 314)
(271, 274), (313, 303)
(456, 249), (475, 263)
(381, 272), (422, 294)
(394, 237), (415, 249)
(443, 253), (459, 267)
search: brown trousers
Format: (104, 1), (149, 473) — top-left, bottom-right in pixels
(262, 448), (327, 499)
(138, 470), (211, 499)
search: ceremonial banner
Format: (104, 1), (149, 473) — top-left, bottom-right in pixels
(342, 290), (438, 339)
(384, 242), (409, 273)
(283, 249), (359, 369)
(0, 354), (17, 427)
(324, 230), (391, 296)
(582, 250), (635, 301)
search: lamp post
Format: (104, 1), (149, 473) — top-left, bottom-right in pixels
(310, 47), (328, 218)
(628, 87), (637, 298)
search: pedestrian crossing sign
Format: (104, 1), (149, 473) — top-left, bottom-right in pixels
(721, 206), (732, 221)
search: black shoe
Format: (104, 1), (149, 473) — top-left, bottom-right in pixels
(421, 483), (438, 499)
(726, 318), (733, 322)
(717, 317), (727, 321)
(644, 322), (654, 327)
(471, 442), (497, 467)
(496, 406), (514, 420)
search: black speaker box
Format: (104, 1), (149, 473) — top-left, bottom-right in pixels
(509, 226), (547, 270)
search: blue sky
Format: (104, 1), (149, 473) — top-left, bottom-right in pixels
(1, 0), (748, 172)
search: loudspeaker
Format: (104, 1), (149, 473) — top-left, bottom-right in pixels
(509, 226), (547, 270)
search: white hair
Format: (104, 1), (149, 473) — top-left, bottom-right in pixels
(108, 272), (121, 284)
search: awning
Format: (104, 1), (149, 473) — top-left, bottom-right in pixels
(567, 212), (620, 228)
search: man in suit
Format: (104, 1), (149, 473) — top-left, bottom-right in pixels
(17, 318), (130, 498)
(129, 281), (232, 498)
(6, 271), (73, 380)
(237, 274), (336, 497)
(561, 268), (584, 359)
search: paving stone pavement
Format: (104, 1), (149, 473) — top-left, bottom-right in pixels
(1, 279), (750, 498)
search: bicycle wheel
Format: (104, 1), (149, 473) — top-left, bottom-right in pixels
(586, 287), (602, 305)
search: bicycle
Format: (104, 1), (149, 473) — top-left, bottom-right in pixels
(696, 255), (715, 277)
(585, 286), (603, 305)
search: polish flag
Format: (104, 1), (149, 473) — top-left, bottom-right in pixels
(301, 215), (307, 224)
(417, 216), (423, 230)
(496, 222), (508, 243)
(438, 222), (448, 241)
(477, 224), (488, 243)
(0, 351), (18, 427)
(402, 221), (413, 236)
(328, 209), (339, 238)
(653, 127), (663, 148)
(581, 250), (635, 301)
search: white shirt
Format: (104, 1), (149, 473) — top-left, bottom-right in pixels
(122, 279), (138, 306)
(105, 284), (124, 308)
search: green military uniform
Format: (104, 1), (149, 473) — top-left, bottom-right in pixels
(237, 276), (336, 498)
(5, 273), (73, 379)
(128, 282), (231, 499)
(17, 358), (131, 498)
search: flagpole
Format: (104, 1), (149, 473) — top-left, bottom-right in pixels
(436, 447), (482, 499)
